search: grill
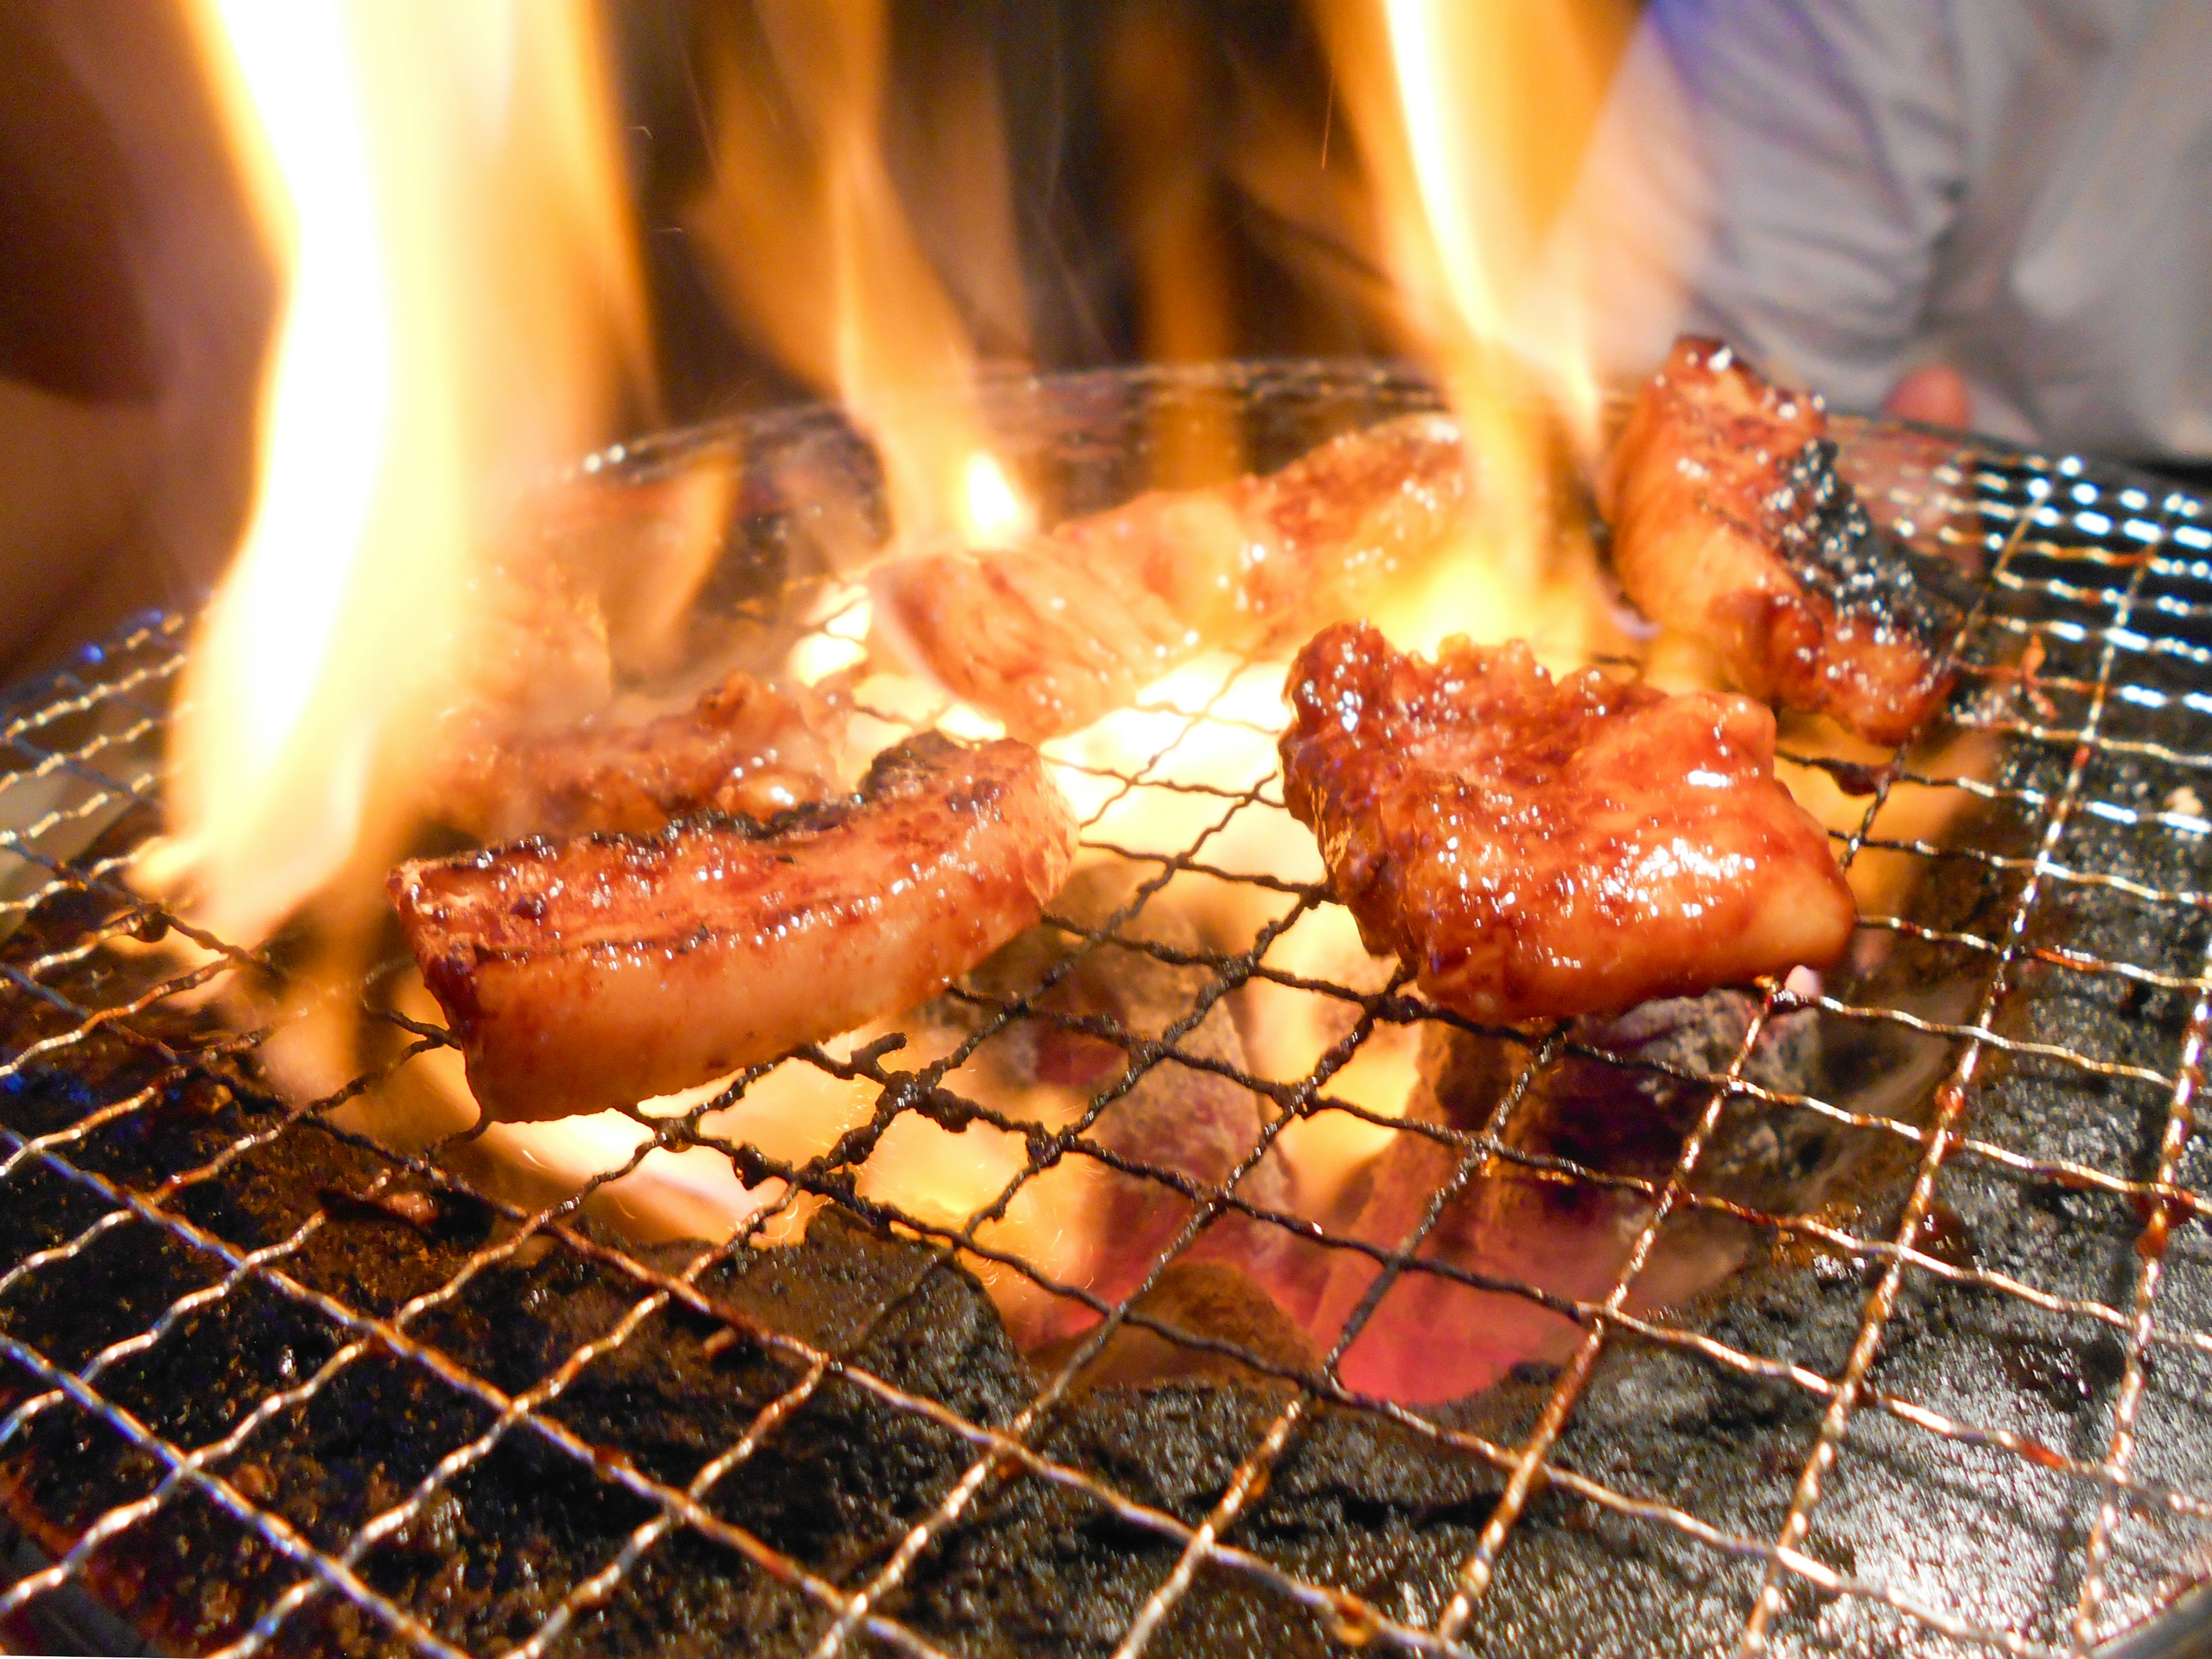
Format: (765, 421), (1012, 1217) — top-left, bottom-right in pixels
(1, 359), (2210, 1658)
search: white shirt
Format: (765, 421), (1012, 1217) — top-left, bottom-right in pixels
(1582, 1), (2212, 461)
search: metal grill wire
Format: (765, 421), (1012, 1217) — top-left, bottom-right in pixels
(0, 422), (2207, 1659)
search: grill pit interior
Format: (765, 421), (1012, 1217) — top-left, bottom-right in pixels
(2, 361), (2211, 1659)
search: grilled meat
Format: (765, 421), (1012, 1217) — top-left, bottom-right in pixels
(1603, 336), (1956, 744)
(9, 608), (2212, 1657)
(391, 733), (1077, 1122)
(456, 548), (616, 732)
(1279, 622), (1856, 1026)
(435, 669), (848, 842)
(872, 413), (1469, 741)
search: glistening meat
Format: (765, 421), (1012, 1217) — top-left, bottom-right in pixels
(1279, 621), (1857, 1025)
(872, 412), (1469, 740)
(392, 733), (1076, 1121)
(433, 668), (848, 842)
(1603, 336), (1957, 744)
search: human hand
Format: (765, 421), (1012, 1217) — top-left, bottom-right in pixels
(1881, 363), (1971, 429)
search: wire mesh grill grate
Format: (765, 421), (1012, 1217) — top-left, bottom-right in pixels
(1, 381), (2210, 1658)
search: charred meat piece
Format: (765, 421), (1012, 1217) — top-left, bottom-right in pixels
(872, 413), (1468, 741)
(1319, 993), (1827, 1403)
(392, 733), (1077, 1122)
(1279, 622), (1856, 1024)
(1603, 336), (1956, 744)
(435, 670), (847, 842)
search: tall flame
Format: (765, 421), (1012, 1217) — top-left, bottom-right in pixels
(149, 0), (1680, 1296)
(170, 0), (652, 948)
(1316, 0), (1630, 584)
(685, 0), (1032, 548)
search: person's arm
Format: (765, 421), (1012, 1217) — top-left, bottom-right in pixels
(0, 0), (272, 679)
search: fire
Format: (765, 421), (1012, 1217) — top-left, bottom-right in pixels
(169, 0), (652, 947)
(166, 0), (431, 950)
(684, 0), (1032, 550)
(960, 450), (1035, 547)
(1311, 0), (1631, 586)
(146, 0), (1713, 1351)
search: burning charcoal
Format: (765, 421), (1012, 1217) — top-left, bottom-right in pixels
(950, 863), (1300, 1347)
(13, 374), (2212, 1658)
(1315, 991), (1832, 1405)
(1027, 1260), (1321, 1394)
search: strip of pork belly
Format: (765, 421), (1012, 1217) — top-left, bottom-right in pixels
(871, 412), (1469, 742)
(392, 733), (1076, 1122)
(454, 548), (616, 732)
(435, 669), (849, 842)
(1279, 622), (1855, 1025)
(1316, 994), (1827, 1404)
(1602, 336), (1956, 745)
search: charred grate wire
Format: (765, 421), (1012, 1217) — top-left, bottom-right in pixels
(0, 401), (2207, 1659)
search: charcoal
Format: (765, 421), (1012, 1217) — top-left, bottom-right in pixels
(5, 556), (2212, 1656)
(6, 760), (2208, 1659)
(1772, 438), (1959, 649)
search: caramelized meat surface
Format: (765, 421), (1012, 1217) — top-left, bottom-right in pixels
(1603, 336), (1955, 744)
(1279, 622), (1855, 1024)
(873, 413), (1468, 741)
(393, 733), (1077, 1122)
(436, 670), (847, 842)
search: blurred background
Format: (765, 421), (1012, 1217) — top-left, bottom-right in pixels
(1, 0), (2205, 682)
(0, 0), (1435, 679)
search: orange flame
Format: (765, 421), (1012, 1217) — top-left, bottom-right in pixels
(685, 0), (1032, 548)
(147, 0), (1674, 1321)
(1313, 0), (1630, 583)
(168, 0), (653, 948)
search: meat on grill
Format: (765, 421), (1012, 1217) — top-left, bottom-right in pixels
(453, 547), (618, 732)
(871, 413), (1469, 741)
(1279, 622), (1856, 1025)
(1602, 336), (1955, 745)
(391, 733), (1077, 1122)
(434, 669), (848, 842)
